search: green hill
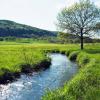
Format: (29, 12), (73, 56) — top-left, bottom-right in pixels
(0, 20), (57, 38)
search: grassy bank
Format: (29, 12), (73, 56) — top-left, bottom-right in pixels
(0, 42), (100, 99)
(42, 44), (100, 100)
(0, 42), (75, 84)
(0, 43), (52, 84)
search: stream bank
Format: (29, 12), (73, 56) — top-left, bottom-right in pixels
(0, 59), (51, 84)
(0, 53), (78, 100)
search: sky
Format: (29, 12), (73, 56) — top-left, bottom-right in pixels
(0, 0), (100, 31)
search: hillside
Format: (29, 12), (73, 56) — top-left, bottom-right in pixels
(0, 20), (57, 38)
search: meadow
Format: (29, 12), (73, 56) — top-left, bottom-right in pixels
(0, 42), (100, 99)
(0, 42), (77, 79)
(42, 43), (100, 100)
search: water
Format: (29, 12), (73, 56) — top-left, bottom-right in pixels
(0, 53), (78, 100)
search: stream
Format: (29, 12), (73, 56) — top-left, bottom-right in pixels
(0, 53), (78, 100)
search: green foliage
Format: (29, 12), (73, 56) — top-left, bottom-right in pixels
(42, 43), (100, 100)
(69, 51), (79, 61)
(0, 37), (4, 41)
(57, 32), (77, 43)
(57, 32), (97, 44)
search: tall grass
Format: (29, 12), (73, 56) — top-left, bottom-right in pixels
(42, 44), (100, 100)
(0, 42), (100, 99)
(0, 46), (48, 77)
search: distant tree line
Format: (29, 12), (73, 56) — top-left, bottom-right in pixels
(57, 32), (100, 44)
(0, 34), (100, 44)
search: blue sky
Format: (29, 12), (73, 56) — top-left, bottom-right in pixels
(0, 0), (99, 31)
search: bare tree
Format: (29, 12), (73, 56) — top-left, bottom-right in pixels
(57, 0), (100, 49)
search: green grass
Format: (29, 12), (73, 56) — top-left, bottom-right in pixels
(0, 42), (100, 99)
(0, 48), (48, 76)
(0, 42), (78, 76)
(42, 44), (100, 100)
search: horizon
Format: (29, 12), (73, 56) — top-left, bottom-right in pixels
(0, 0), (100, 31)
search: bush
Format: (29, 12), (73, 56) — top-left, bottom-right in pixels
(0, 37), (4, 41)
(69, 51), (79, 61)
(65, 50), (70, 56)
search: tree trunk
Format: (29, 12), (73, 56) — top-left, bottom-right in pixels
(80, 29), (83, 50)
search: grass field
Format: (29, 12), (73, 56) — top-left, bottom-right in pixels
(0, 42), (100, 99)
(42, 43), (100, 100)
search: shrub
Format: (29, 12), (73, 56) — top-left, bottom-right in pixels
(69, 51), (79, 61)
(65, 50), (70, 56)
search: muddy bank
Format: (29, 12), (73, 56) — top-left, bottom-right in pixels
(0, 60), (51, 85)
